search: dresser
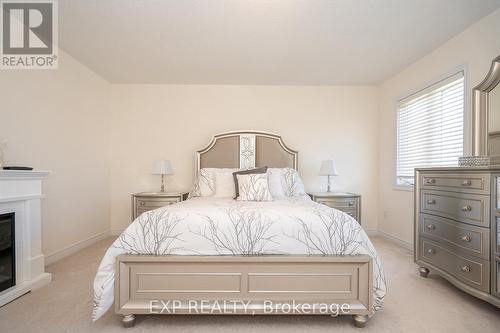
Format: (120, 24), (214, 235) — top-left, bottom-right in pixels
(309, 192), (361, 223)
(132, 192), (186, 220)
(415, 168), (500, 307)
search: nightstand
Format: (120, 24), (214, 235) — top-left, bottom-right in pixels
(308, 192), (361, 223)
(132, 192), (186, 220)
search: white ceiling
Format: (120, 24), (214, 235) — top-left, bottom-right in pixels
(59, 0), (500, 85)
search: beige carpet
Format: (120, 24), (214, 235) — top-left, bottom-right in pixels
(0, 236), (499, 332)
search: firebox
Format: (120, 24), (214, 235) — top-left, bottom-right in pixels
(0, 213), (15, 293)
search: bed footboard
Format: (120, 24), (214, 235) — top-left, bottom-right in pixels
(115, 254), (374, 328)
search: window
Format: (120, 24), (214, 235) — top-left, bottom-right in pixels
(396, 72), (464, 186)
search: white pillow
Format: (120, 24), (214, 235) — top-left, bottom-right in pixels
(267, 168), (285, 198)
(236, 173), (273, 201)
(267, 167), (306, 198)
(209, 168), (240, 198)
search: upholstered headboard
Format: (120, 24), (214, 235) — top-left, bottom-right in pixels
(196, 131), (298, 171)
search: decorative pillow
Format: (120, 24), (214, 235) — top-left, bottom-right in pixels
(267, 167), (306, 198)
(236, 173), (273, 201)
(188, 168), (216, 198)
(232, 167), (268, 198)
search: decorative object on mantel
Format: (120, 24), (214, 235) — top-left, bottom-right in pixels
(152, 160), (173, 192)
(0, 140), (6, 169)
(3, 166), (34, 170)
(319, 160), (338, 192)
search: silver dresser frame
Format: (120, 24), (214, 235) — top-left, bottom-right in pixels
(415, 167), (500, 308)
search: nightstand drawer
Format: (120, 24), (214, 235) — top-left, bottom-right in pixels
(132, 192), (185, 221)
(316, 198), (357, 209)
(342, 209), (357, 219)
(420, 237), (490, 292)
(136, 198), (180, 207)
(421, 190), (489, 227)
(309, 192), (361, 223)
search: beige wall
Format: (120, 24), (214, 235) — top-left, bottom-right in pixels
(378, 9), (500, 245)
(0, 50), (111, 259)
(109, 85), (380, 233)
(3, 7), (500, 260)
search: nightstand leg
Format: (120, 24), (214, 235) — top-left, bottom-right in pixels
(122, 314), (136, 328)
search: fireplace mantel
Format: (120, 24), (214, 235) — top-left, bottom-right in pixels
(0, 170), (51, 306)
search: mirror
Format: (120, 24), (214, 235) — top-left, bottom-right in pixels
(471, 55), (500, 158)
(489, 84), (500, 155)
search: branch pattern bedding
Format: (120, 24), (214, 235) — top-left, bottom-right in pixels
(92, 195), (387, 320)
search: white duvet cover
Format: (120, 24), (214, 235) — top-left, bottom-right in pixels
(92, 196), (386, 320)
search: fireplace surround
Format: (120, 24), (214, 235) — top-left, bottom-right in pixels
(0, 170), (50, 306)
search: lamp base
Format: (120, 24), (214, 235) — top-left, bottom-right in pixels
(160, 174), (165, 192)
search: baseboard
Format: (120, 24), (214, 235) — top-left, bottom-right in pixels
(374, 229), (413, 251)
(110, 228), (124, 236)
(364, 229), (378, 236)
(45, 230), (110, 265)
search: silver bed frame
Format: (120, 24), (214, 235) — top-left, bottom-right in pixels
(115, 131), (374, 328)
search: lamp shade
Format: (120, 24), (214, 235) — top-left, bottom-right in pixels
(152, 160), (173, 175)
(319, 160), (338, 176)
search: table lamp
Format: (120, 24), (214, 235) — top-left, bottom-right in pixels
(152, 160), (173, 192)
(319, 160), (338, 192)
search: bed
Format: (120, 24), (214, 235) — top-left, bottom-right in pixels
(92, 131), (386, 328)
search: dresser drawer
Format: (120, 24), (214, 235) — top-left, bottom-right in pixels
(419, 214), (490, 260)
(420, 238), (490, 292)
(420, 173), (490, 194)
(421, 190), (489, 227)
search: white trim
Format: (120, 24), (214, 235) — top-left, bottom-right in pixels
(364, 229), (378, 236)
(0, 170), (50, 179)
(110, 228), (124, 236)
(0, 273), (51, 306)
(0, 194), (46, 203)
(45, 230), (111, 265)
(393, 185), (414, 192)
(375, 229), (413, 252)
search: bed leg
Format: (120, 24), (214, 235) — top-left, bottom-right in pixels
(418, 266), (430, 278)
(352, 314), (369, 328)
(122, 314), (136, 328)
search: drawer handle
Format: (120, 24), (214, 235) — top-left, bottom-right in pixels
(460, 235), (471, 242)
(461, 180), (472, 186)
(427, 248), (435, 255)
(139, 201), (146, 206)
(348, 201), (354, 207)
(461, 265), (471, 273)
(461, 205), (472, 212)
(426, 199), (436, 205)
(426, 178), (436, 184)
(426, 224), (436, 231)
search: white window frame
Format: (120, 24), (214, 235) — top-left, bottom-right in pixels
(394, 67), (469, 191)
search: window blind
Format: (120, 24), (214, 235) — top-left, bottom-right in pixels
(396, 72), (464, 186)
